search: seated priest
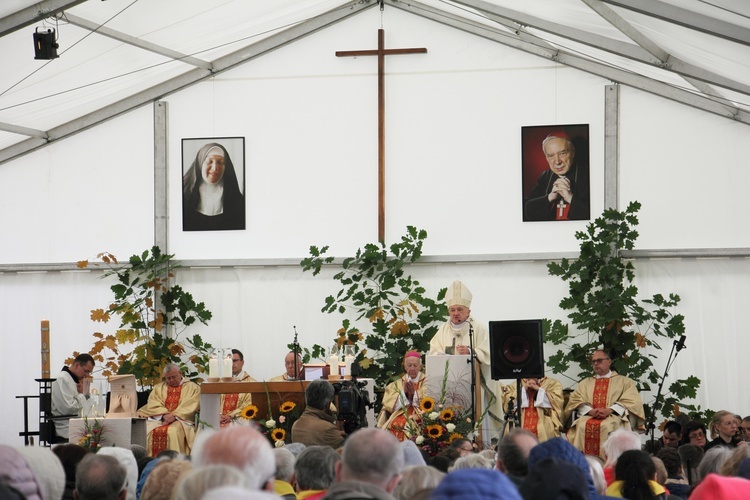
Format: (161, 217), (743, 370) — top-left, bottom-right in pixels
(137, 363), (200, 457)
(502, 377), (564, 442)
(564, 349), (645, 458)
(220, 348), (257, 427)
(270, 352), (303, 381)
(377, 351), (427, 441)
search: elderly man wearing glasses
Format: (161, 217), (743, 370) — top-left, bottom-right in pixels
(564, 349), (645, 458)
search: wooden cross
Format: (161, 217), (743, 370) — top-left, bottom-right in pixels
(336, 29), (427, 243)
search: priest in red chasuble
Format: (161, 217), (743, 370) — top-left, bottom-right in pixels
(503, 377), (564, 442)
(137, 364), (200, 457)
(564, 350), (645, 458)
(220, 348), (256, 427)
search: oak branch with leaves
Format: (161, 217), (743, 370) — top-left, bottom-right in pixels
(299, 226), (448, 392)
(73, 246), (213, 388)
(545, 202), (703, 422)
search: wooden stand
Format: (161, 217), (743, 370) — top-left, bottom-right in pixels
(200, 381), (310, 430)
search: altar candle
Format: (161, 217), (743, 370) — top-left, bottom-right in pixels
(328, 354), (339, 375)
(41, 320), (50, 378)
(344, 355), (355, 376)
(208, 357), (218, 379)
(222, 356), (232, 378)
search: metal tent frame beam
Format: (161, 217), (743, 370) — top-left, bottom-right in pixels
(63, 13), (213, 71)
(0, 0), (374, 166)
(581, 0), (735, 111)
(602, 0), (750, 46)
(0, 0), (87, 38)
(396, 0), (747, 124)
(449, 0), (750, 100)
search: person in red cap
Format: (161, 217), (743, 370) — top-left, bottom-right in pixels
(377, 351), (426, 441)
(524, 133), (590, 221)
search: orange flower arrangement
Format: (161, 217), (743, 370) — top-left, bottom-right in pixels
(237, 399), (300, 447)
(240, 404), (259, 420)
(271, 428), (286, 443)
(448, 432), (464, 443)
(280, 401), (296, 413)
(440, 408), (454, 421)
(426, 424), (443, 439)
(419, 397), (436, 412)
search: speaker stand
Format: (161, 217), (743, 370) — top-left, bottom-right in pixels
(467, 320), (477, 431)
(515, 378), (522, 428)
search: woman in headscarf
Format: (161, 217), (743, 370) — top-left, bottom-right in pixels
(183, 142), (245, 231)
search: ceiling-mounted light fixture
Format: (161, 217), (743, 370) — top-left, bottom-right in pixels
(33, 27), (59, 60)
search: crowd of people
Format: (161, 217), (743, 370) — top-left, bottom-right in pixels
(7, 279), (747, 499)
(3, 411), (750, 499)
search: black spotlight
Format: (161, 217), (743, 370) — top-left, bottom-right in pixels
(33, 28), (59, 60)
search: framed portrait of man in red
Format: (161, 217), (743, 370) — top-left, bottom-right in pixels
(522, 124), (590, 222)
(182, 137), (246, 231)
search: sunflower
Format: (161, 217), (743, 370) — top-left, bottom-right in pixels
(271, 428), (286, 442)
(440, 408), (454, 421)
(448, 432), (464, 443)
(426, 424), (443, 439)
(239, 404), (259, 420)
(280, 401), (296, 413)
(420, 397), (436, 412)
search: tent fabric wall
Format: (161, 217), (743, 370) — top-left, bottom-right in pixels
(1, 7), (749, 445)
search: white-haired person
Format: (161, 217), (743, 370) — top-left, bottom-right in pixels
(136, 364), (200, 457)
(192, 425), (275, 492)
(602, 428), (642, 486)
(377, 351), (427, 441)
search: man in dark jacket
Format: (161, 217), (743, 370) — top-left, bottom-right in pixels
(292, 380), (345, 448)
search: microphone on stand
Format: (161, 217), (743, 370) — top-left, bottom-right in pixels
(674, 335), (687, 352)
(290, 326), (302, 380)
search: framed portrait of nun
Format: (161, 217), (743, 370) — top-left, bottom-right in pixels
(182, 137), (246, 231)
(521, 124), (590, 222)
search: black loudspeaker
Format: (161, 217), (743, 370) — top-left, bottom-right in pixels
(489, 319), (544, 380)
(34, 28), (59, 60)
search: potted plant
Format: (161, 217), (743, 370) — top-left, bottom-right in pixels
(73, 246), (213, 391)
(299, 226), (448, 402)
(545, 201), (706, 423)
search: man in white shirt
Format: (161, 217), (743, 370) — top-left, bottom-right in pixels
(51, 353), (95, 442)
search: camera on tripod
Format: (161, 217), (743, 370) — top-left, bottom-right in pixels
(331, 379), (372, 435)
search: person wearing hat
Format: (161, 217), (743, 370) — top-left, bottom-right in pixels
(524, 133), (590, 221)
(182, 141), (245, 231)
(429, 281), (503, 431)
(377, 351), (427, 441)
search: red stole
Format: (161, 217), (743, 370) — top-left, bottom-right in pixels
(151, 385), (183, 456)
(221, 393), (240, 427)
(584, 378), (610, 456)
(522, 389), (539, 437)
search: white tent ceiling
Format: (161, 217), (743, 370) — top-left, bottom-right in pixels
(1, 0), (749, 166)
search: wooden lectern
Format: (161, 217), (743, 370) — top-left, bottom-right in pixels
(200, 381), (310, 429)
